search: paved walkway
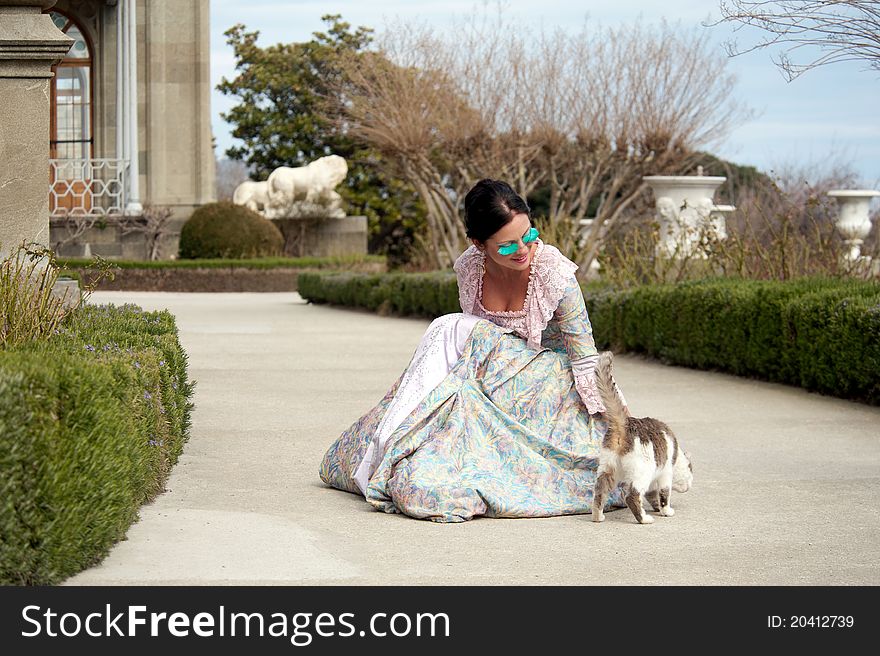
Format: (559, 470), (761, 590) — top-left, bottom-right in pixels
(64, 291), (880, 585)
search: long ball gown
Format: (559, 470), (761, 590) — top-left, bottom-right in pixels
(319, 239), (628, 522)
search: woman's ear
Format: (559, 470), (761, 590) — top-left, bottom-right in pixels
(471, 238), (485, 251)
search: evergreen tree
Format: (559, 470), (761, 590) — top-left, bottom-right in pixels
(217, 15), (426, 266)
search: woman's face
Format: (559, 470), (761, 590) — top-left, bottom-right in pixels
(474, 213), (536, 273)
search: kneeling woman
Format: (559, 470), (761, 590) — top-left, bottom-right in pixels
(320, 179), (628, 522)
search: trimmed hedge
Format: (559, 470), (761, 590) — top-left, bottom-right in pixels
(0, 303), (194, 585)
(298, 271), (880, 404)
(178, 201), (284, 259)
(299, 271), (461, 317)
(585, 277), (880, 403)
(59, 255), (388, 293)
(58, 254), (386, 270)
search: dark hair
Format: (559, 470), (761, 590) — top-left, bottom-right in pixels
(463, 179), (530, 242)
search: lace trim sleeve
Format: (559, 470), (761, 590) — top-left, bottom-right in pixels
(571, 354), (629, 415)
(573, 368), (605, 415)
(524, 242), (579, 349)
(571, 354), (604, 414)
(453, 245), (481, 315)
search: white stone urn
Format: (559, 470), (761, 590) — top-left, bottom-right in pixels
(827, 189), (880, 261)
(643, 169), (733, 257)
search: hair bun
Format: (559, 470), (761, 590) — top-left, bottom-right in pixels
(463, 179), (530, 242)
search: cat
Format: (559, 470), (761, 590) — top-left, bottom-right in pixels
(591, 351), (693, 524)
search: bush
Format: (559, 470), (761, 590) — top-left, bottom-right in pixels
(0, 303), (194, 585)
(59, 254), (386, 270)
(178, 201), (284, 259)
(1, 245), (81, 349)
(598, 162), (878, 287)
(298, 270), (880, 404)
(585, 277), (880, 404)
(299, 271), (461, 317)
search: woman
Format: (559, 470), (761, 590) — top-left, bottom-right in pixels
(320, 179), (628, 522)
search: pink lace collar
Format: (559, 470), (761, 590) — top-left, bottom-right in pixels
(453, 238), (579, 349)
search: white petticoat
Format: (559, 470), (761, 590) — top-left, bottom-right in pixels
(352, 313), (482, 496)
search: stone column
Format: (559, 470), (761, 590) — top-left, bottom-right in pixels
(124, 0), (141, 214)
(0, 0), (72, 259)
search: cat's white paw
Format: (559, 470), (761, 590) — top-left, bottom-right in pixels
(593, 513), (605, 523)
(660, 507), (675, 517)
(638, 514), (655, 524)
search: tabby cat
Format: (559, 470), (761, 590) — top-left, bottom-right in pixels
(592, 352), (693, 524)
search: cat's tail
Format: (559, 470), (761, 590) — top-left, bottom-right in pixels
(596, 351), (628, 449)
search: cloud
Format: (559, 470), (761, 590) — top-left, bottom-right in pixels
(207, 0), (880, 183)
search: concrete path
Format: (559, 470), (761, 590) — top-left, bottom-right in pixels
(64, 292), (880, 585)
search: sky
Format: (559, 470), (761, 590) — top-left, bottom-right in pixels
(209, 0), (880, 188)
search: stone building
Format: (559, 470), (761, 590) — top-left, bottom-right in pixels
(45, 0), (215, 258)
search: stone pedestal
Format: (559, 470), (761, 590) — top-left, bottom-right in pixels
(274, 216), (368, 258)
(0, 0), (72, 259)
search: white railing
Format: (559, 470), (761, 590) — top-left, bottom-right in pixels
(49, 158), (129, 218)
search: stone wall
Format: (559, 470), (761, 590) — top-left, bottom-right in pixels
(50, 216), (175, 259)
(274, 216), (369, 258)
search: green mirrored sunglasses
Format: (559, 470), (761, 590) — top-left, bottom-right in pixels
(497, 227), (539, 255)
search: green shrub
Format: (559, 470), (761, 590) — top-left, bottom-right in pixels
(782, 285), (880, 399)
(59, 254), (386, 270)
(585, 277), (880, 404)
(0, 303), (194, 585)
(178, 201), (284, 259)
(298, 270), (880, 404)
(299, 271), (460, 317)
(1, 244), (81, 349)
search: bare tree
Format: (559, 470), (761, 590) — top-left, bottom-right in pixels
(709, 158), (870, 279)
(119, 205), (175, 261)
(328, 14), (751, 271)
(709, 1), (880, 81)
(600, 154), (875, 284)
(216, 158), (253, 201)
(50, 214), (105, 254)
(523, 20), (751, 270)
(328, 20), (542, 268)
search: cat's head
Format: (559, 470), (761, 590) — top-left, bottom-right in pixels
(672, 446), (693, 493)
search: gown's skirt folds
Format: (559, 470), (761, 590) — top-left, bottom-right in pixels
(319, 317), (626, 522)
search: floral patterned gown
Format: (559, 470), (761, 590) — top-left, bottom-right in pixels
(319, 238), (627, 522)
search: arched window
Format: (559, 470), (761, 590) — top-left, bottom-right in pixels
(49, 11), (93, 160)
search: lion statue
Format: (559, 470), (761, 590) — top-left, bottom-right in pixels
(262, 155), (348, 220)
(232, 180), (269, 214)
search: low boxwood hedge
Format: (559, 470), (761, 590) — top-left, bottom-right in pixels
(585, 277), (880, 402)
(299, 271), (880, 404)
(299, 271), (461, 317)
(0, 303), (194, 585)
(58, 254), (386, 270)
